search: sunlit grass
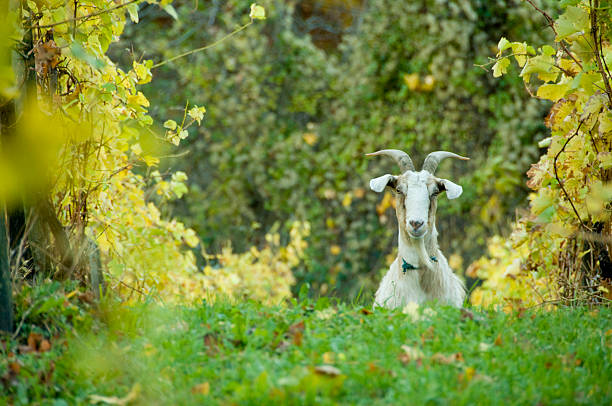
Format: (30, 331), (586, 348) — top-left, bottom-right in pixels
(2, 297), (611, 405)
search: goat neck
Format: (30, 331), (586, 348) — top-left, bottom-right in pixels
(397, 201), (439, 271)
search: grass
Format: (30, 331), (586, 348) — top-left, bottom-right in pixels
(1, 293), (612, 405)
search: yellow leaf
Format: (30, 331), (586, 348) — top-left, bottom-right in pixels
(537, 83), (569, 102)
(130, 143), (142, 156)
(302, 132), (318, 146)
(132, 61), (151, 84)
(249, 3), (266, 20)
(342, 193), (352, 207)
(143, 155), (160, 167)
(464, 366), (476, 382)
(511, 42), (528, 67)
(127, 91), (149, 107)
(492, 57), (510, 78)
(403, 73), (419, 90)
(322, 352), (335, 364)
(420, 75), (435, 91)
(330, 245), (341, 255)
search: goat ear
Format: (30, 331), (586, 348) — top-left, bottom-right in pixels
(369, 174), (396, 193)
(439, 179), (463, 199)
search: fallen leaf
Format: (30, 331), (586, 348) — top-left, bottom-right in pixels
(191, 382), (210, 395)
(18, 345), (34, 354)
(460, 308), (474, 320)
(458, 366), (476, 383)
(275, 340), (290, 351)
(9, 362), (20, 374)
(359, 308), (373, 315)
(431, 352), (464, 365)
(421, 326), (435, 344)
(89, 383), (141, 405)
(314, 365), (341, 376)
(292, 330), (303, 347)
(399, 345), (424, 365)
(479, 342), (492, 352)
(494, 334), (503, 347)
(28, 332), (43, 351)
(288, 321), (305, 335)
(39, 339), (51, 352)
(203, 333), (220, 355)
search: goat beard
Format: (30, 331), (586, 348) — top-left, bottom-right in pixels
(414, 237), (436, 272)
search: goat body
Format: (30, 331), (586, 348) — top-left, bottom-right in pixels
(374, 225), (465, 308)
(367, 150), (467, 309)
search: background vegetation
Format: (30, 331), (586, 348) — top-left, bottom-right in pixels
(113, 0), (555, 297)
(1, 0), (612, 402)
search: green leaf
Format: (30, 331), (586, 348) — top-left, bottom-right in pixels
(163, 4), (179, 20)
(555, 6), (589, 41)
(520, 53), (557, 82)
(541, 45), (556, 57)
(164, 120), (178, 130)
(127, 3), (139, 23)
(497, 37), (511, 53)
(69, 42), (106, 70)
(511, 42), (528, 67)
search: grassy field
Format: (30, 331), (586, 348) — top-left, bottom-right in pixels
(2, 295), (612, 405)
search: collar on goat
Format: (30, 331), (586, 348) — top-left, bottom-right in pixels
(402, 256), (438, 273)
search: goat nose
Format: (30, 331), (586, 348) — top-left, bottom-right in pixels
(409, 220), (424, 230)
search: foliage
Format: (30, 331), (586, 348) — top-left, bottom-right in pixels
(2, 300), (611, 404)
(116, 0), (555, 298)
(168, 221), (309, 304)
(1, 0), (205, 302)
(473, 0), (612, 307)
(1, 0), (299, 305)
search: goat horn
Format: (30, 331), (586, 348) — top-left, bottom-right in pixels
(421, 151), (469, 174)
(365, 149), (415, 172)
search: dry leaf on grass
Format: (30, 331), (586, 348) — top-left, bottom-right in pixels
(191, 382), (210, 395)
(398, 345), (424, 365)
(89, 383), (141, 405)
(431, 352), (464, 365)
(314, 365), (342, 376)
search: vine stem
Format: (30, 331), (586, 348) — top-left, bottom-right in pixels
(34, 0), (141, 29)
(152, 21), (252, 69)
(590, 0), (612, 107)
(553, 119), (589, 230)
(523, 0), (583, 69)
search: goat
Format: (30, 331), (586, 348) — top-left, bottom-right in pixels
(367, 150), (468, 309)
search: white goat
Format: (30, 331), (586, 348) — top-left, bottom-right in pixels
(367, 150), (468, 309)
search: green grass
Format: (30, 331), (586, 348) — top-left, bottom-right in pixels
(2, 296), (612, 405)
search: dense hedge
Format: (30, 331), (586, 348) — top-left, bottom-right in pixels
(113, 0), (554, 297)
